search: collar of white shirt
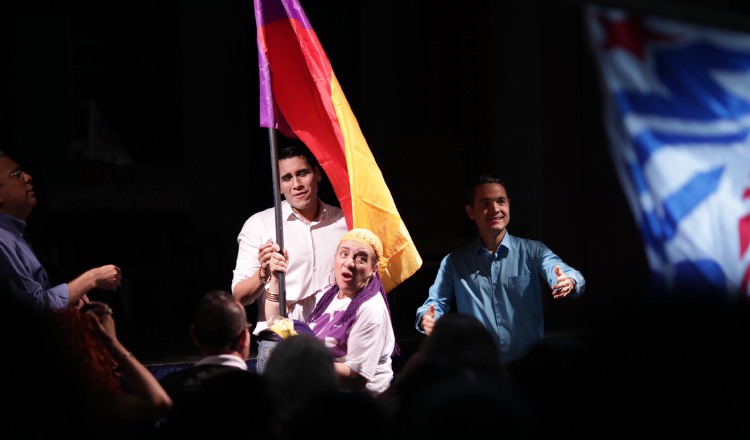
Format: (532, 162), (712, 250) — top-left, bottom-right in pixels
(193, 354), (248, 370)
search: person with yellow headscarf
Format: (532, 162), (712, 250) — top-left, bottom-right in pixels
(265, 228), (397, 395)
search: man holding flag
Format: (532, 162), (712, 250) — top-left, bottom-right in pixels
(249, 0), (422, 375)
(253, 0), (422, 301)
(231, 143), (346, 372)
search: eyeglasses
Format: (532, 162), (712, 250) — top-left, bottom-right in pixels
(8, 168), (23, 180)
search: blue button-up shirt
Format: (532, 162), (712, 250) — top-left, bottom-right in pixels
(416, 232), (585, 363)
(0, 212), (69, 314)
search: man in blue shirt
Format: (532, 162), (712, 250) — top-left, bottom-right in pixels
(416, 173), (585, 363)
(0, 150), (122, 314)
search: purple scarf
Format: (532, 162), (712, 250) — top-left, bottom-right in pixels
(307, 273), (400, 356)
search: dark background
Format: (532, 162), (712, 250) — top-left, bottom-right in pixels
(2, 0), (747, 362)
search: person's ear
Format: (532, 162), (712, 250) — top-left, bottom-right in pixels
(465, 204), (475, 220)
(189, 325), (201, 348)
(237, 327), (251, 353)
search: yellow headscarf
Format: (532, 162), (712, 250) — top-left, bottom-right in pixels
(339, 228), (383, 264)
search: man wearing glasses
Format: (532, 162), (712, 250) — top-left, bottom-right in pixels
(0, 150), (122, 314)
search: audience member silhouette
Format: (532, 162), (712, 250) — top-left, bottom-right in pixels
(49, 301), (172, 438)
(0, 292), (92, 438)
(161, 368), (273, 439)
(159, 290), (253, 400)
(285, 385), (390, 440)
(157, 289), (273, 439)
(263, 333), (339, 436)
(400, 311), (510, 378)
(381, 312), (509, 405)
(381, 312), (533, 437)
(505, 332), (590, 437)
(264, 333), (389, 440)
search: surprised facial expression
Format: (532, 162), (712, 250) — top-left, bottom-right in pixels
(334, 240), (376, 296)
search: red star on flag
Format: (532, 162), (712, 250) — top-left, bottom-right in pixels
(596, 12), (680, 59)
(739, 177), (750, 295)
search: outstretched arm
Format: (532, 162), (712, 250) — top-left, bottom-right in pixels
(551, 265), (578, 299)
(67, 264), (121, 306)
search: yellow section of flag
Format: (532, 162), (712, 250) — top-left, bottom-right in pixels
(331, 74), (422, 293)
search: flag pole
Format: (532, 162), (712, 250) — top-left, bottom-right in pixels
(267, 126), (287, 317)
(254, 0), (423, 294)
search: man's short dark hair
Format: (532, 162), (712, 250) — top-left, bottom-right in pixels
(193, 290), (247, 352)
(467, 174), (507, 205)
(278, 143), (320, 171)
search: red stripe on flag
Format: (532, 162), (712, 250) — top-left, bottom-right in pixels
(261, 19), (352, 225)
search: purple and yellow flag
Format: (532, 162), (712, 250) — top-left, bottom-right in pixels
(254, 0), (422, 293)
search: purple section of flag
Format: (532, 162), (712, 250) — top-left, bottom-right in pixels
(254, 0), (312, 128)
(257, 40), (274, 128)
(255, 0), (312, 29)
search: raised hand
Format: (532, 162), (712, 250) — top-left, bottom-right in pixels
(421, 304), (436, 335)
(92, 264), (122, 291)
(257, 240), (279, 282)
(551, 265), (575, 299)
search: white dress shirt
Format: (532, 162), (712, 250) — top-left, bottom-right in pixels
(232, 199), (348, 322)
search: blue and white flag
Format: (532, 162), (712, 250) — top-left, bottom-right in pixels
(585, 6), (750, 299)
